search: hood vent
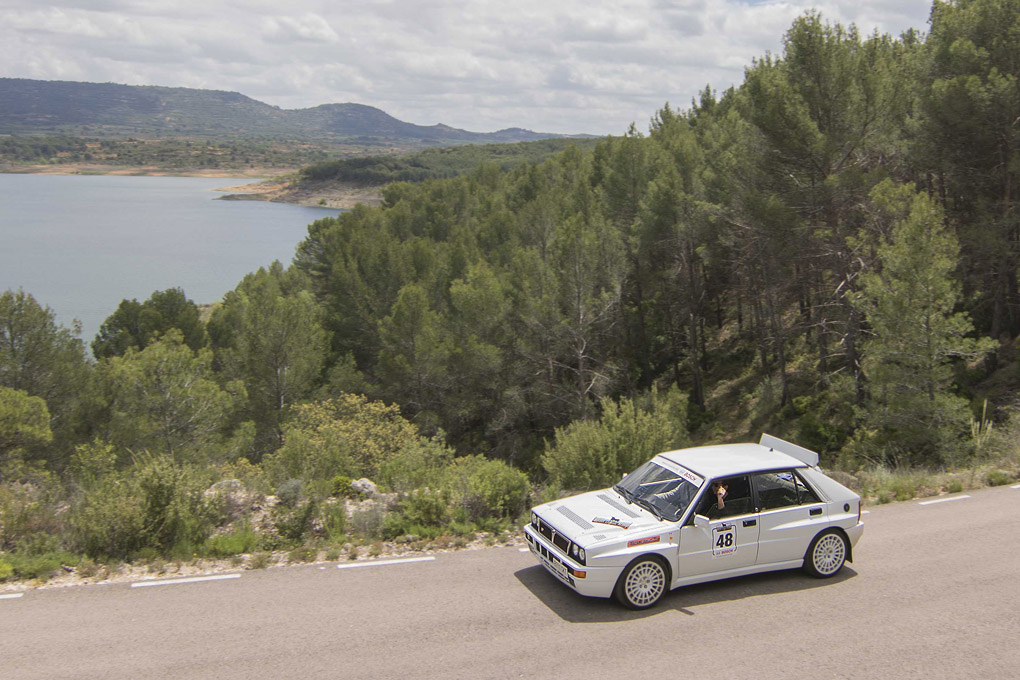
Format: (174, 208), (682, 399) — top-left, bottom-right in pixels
(597, 493), (641, 518)
(557, 505), (594, 530)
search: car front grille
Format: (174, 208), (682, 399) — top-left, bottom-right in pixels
(534, 517), (571, 554)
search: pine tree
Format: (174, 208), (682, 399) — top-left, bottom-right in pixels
(856, 184), (994, 464)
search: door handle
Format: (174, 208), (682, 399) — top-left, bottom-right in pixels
(743, 519), (756, 527)
(810, 508), (823, 516)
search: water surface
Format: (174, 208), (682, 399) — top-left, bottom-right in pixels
(0, 174), (337, 345)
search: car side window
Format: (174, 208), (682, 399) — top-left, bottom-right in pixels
(696, 475), (753, 519)
(754, 471), (800, 511)
(795, 473), (821, 504)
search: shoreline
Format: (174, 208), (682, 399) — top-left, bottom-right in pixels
(2, 164), (382, 210)
(0, 163), (285, 179)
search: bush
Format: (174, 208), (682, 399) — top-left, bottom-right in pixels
(446, 456), (530, 521)
(204, 523), (258, 557)
(986, 470), (1012, 486)
(542, 387), (688, 490)
(265, 395), (421, 489)
(401, 488), (450, 527)
(349, 505), (384, 537)
(381, 512), (409, 540)
(4, 550), (77, 582)
(288, 545), (316, 563)
(276, 479), (305, 507)
(376, 437), (454, 492)
(68, 476), (147, 559)
(135, 454), (217, 553)
(272, 499), (316, 542)
(249, 552), (272, 569)
(322, 502), (347, 541)
(0, 479), (62, 551)
(330, 475), (353, 498)
(69, 454), (218, 560)
(0, 558), (13, 580)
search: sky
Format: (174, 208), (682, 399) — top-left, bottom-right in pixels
(0, 0), (934, 136)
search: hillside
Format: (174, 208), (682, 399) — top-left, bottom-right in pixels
(220, 137), (603, 208)
(0, 78), (578, 145)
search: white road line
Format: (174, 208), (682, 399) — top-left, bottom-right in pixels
(919, 495), (971, 506)
(519, 548), (530, 552)
(336, 556), (436, 570)
(0, 593), (24, 600)
(131, 574), (241, 588)
(1012, 484), (1020, 489)
(861, 511), (871, 515)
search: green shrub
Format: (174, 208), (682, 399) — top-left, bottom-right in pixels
(276, 479), (305, 507)
(249, 552), (272, 569)
(401, 488), (450, 527)
(273, 500), (317, 542)
(947, 480), (964, 494)
(5, 550), (77, 582)
(265, 394), (420, 487)
(349, 505), (384, 537)
(204, 524), (258, 557)
(322, 502), (347, 541)
(0, 558), (13, 580)
(135, 454), (217, 553)
(542, 388), (688, 490)
(376, 437), (455, 492)
(986, 470), (1011, 486)
(381, 512), (409, 540)
(330, 475), (353, 498)
(0, 478), (62, 551)
(445, 456), (530, 521)
(68, 476), (147, 559)
(288, 545), (316, 563)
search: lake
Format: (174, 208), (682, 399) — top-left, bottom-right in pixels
(0, 174), (339, 346)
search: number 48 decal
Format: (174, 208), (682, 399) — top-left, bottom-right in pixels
(712, 525), (736, 556)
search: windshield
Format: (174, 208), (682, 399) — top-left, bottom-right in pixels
(613, 459), (702, 522)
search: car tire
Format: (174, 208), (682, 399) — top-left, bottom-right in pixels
(803, 529), (848, 578)
(614, 556), (669, 609)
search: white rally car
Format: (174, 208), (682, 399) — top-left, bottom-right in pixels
(524, 434), (863, 609)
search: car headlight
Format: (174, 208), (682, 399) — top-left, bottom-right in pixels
(531, 511), (539, 527)
(570, 542), (586, 565)
(578, 547), (585, 561)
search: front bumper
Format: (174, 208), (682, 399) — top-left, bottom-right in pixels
(523, 524), (618, 598)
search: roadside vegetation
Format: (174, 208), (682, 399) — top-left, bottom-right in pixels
(4, 1), (1020, 583)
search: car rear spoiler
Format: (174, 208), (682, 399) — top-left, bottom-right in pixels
(759, 433), (820, 467)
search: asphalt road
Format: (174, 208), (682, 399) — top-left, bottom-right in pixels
(3, 485), (1019, 679)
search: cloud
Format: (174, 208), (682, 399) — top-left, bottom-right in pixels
(0, 0), (934, 135)
(261, 14), (338, 44)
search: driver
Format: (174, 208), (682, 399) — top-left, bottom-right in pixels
(712, 481), (728, 510)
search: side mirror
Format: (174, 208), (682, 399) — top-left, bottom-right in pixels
(693, 514), (710, 529)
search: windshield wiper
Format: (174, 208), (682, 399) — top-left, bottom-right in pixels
(632, 496), (664, 521)
(613, 484), (634, 503)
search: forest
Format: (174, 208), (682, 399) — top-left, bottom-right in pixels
(298, 137), (601, 185)
(0, 135), (352, 171)
(2, 0), (1019, 580)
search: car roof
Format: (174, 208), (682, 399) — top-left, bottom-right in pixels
(657, 443), (808, 480)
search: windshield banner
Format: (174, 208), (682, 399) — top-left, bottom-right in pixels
(655, 458), (704, 488)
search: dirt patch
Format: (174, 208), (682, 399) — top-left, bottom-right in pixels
(217, 177), (384, 210)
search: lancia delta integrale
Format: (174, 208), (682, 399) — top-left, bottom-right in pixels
(524, 434), (863, 609)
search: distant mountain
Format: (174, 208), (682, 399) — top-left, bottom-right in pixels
(0, 78), (580, 144)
